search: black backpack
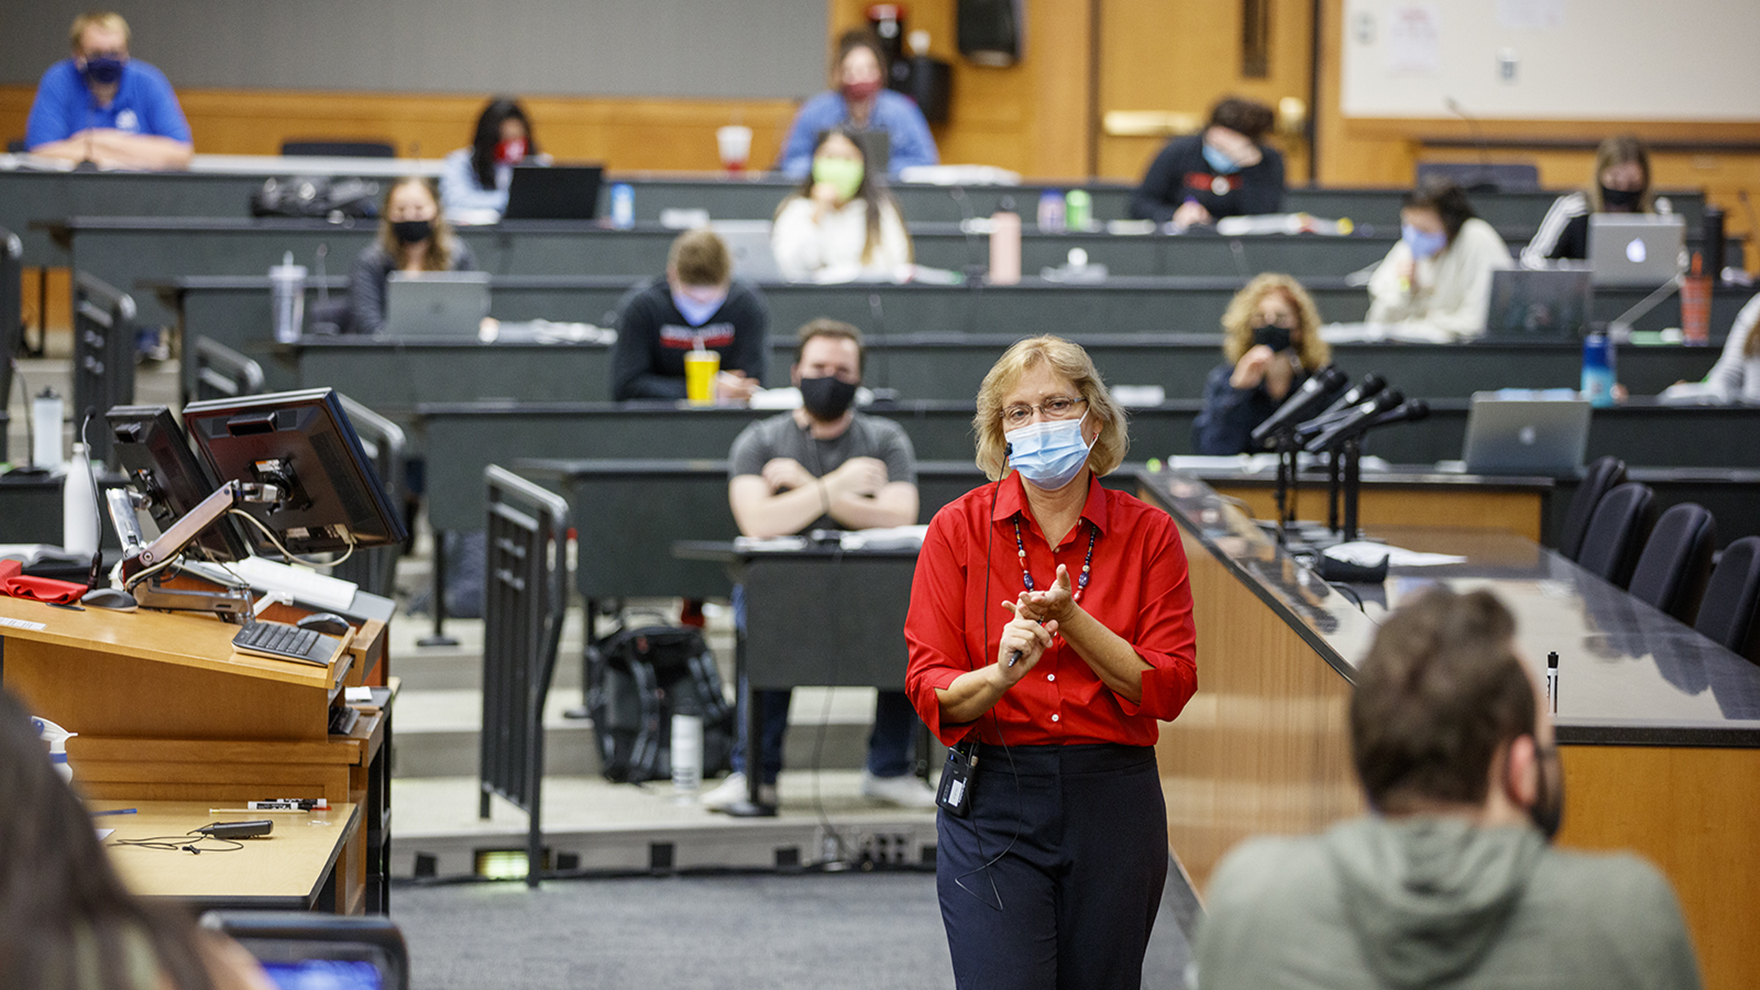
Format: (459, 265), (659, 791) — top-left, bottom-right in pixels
(587, 624), (735, 784)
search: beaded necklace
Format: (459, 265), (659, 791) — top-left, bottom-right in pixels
(1012, 515), (1097, 602)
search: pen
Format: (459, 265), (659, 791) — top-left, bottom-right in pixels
(91, 808), (137, 817)
(1546, 651), (1559, 714)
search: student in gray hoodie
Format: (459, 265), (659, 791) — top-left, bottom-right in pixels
(1191, 586), (1701, 990)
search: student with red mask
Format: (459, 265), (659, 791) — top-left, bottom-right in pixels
(439, 97), (543, 220)
(777, 30), (938, 180)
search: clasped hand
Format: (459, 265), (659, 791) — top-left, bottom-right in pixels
(996, 565), (1079, 677)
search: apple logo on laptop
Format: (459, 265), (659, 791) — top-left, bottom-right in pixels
(1518, 425), (1538, 446)
(1626, 238), (1647, 263)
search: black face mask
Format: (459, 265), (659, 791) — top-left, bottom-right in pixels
(1524, 742), (1564, 842)
(1251, 324), (1294, 353)
(1600, 185), (1642, 211)
(799, 375), (859, 422)
(391, 219), (433, 245)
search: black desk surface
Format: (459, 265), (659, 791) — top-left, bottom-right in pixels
(1139, 469), (1760, 746)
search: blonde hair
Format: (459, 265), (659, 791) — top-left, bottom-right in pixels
(1587, 134), (1652, 213)
(669, 229), (732, 287)
(973, 336), (1129, 481)
(70, 12), (129, 48)
(1221, 273), (1330, 370)
(375, 177), (457, 271)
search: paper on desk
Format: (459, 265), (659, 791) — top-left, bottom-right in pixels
(1325, 541), (1466, 567)
(839, 525), (928, 551)
(733, 535), (810, 552)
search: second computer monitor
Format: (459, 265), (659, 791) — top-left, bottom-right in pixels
(107, 405), (251, 562)
(182, 388), (407, 557)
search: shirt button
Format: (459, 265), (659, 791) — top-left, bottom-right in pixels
(1051, 714), (1060, 722)
(1046, 674), (1056, 682)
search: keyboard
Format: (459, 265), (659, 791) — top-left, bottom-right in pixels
(231, 621), (332, 666)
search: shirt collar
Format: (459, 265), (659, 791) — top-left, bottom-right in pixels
(991, 471), (1111, 538)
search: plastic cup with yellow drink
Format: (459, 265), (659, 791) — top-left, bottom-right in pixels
(685, 346), (720, 406)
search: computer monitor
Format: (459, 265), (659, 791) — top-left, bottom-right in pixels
(182, 388), (408, 557)
(106, 405), (251, 562)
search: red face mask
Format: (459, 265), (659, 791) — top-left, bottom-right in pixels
(495, 138), (527, 166)
(841, 79), (882, 104)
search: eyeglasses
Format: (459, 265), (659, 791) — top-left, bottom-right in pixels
(1002, 396), (1086, 428)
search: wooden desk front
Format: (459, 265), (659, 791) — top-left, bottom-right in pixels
(1142, 471), (1760, 990)
(97, 800), (360, 912)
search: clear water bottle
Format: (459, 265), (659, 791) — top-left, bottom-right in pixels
(1581, 332), (1616, 408)
(269, 251), (307, 344)
(1065, 189), (1093, 232)
(32, 387), (64, 470)
(1036, 190), (1066, 233)
(610, 183), (636, 230)
(988, 197), (1021, 286)
(63, 442), (99, 556)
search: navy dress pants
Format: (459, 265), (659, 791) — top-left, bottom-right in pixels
(936, 743), (1168, 990)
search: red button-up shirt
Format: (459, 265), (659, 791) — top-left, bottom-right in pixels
(905, 473), (1198, 747)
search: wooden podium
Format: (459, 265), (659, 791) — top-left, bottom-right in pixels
(0, 595), (391, 915)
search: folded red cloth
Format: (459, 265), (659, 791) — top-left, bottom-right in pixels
(0, 559), (89, 605)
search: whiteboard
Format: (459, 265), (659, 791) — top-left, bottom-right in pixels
(1341, 0), (1760, 121)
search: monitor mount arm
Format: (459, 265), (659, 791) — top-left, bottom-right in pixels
(110, 479), (283, 620)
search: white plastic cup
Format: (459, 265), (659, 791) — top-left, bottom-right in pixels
(671, 713), (703, 792)
(716, 126), (753, 174)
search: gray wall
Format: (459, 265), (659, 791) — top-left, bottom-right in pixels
(1, 0), (827, 99)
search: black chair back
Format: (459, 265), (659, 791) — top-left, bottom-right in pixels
(280, 140), (397, 158)
(71, 271), (136, 466)
(1558, 456), (1626, 561)
(1696, 536), (1760, 664)
(192, 335), (265, 402)
(1627, 503), (1716, 623)
(1576, 482), (1657, 589)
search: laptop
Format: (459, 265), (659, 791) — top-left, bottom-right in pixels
(1588, 214), (1685, 287)
(1484, 269), (1592, 340)
(501, 164), (605, 221)
(711, 221), (785, 282)
(1459, 394), (1592, 474)
(382, 271), (491, 338)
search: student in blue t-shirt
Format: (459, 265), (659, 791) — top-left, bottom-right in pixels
(776, 30), (938, 181)
(25, 12), (193, 170)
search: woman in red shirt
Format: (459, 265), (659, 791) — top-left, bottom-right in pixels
(905, 335), (1197, 990)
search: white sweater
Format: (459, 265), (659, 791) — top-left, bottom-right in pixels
(771, 196), (912, 281)
(1367, 217), (1514, 337)
(1706, 293), (1760, 403)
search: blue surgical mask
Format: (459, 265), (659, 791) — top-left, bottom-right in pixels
(1202, 142), (1241, 176)
(1007, 412), (1096, 491)
(82, 56), (124, 86)
(1402, 224), (1448, 260)
(671, 288), (726, 327)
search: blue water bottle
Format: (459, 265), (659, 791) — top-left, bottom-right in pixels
(1580, 332), (1616, 408)
(610, 183), (635, 230)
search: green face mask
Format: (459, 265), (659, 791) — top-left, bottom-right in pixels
(812, 156), (864, 202)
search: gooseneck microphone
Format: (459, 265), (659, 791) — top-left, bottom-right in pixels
(1304, 389), (1404, 453)
(1248, 365), (1348, 449)
(1305, 373), (1386, 428)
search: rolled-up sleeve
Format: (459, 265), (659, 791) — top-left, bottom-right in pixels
(904, 508), (977, 746)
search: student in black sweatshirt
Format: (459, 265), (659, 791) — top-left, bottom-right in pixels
(610, 229), (771, 401)
(1131, 96), (1285, 228)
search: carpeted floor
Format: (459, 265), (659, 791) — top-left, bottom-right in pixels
(391, 868), (1194, 989)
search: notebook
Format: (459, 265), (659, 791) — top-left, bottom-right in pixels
(1587, 214), (1686, 287)
(1484, 269), (1592, 340)
(501, 164), (605, 221)
(382, 271), (491, 338)
(1459, 394), (1592, 474)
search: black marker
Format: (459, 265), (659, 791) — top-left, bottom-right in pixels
(1546, 651), (1559, 714)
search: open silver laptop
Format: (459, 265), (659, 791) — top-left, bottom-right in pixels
(1460, 394), (1592, 474)
(1485, 269), (1591, 340)
(382, 271), (491, 337)
(1588, 214), (1685, 287)
(710, 221), (785, 283)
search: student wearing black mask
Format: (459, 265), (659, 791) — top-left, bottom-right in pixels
(1522, 134), (1655, 268)
(1193, 273), (1331, 454)
(347, 177), (481, 335)
(710, 319), (934, 811)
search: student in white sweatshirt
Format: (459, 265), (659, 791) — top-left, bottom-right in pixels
(771, 127), (912, 282)
(1367, 178), (1513, 338)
